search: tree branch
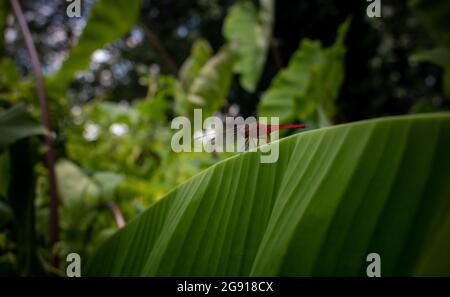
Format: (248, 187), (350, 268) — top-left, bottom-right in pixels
(9, 0), (60, 271)
(269, 36), (284, 70)
(139, 21), (179, 76)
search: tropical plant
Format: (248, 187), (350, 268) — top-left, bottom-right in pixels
(85, 113), (450, 276)
(1, 0), (449, 277)
(258, 18), (349, 127)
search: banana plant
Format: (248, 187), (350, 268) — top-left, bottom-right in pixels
(86, 113), (450, 276)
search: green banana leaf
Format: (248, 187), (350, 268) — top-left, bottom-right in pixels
(86, 113), (450, 276)
(258, 19), (349, 125)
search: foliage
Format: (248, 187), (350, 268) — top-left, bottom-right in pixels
(258, 19), (350, 127)
(223, 0), (274, 92)
(0, 104), (47, 150)
(411, 47), (450, 99)
(408, 0), (450, 103)
(185, 46), (237, 117)
(50, 0), (142, 90)
(0, 102), (44, 275)
(178, 0), (272, 116)
(56, 93), (220, 257)
(0, 0), (8, 55)
(409, 0), (450, 49)
(179, 39), (213, 90)
(1, 0), (449, 276)
(86, 113), (450, 276)
(0, 59), (35, 105)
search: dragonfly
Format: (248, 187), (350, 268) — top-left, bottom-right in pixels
(194, 121), (307, 151)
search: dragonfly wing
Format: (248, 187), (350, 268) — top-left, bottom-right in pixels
(194, 125), (238, 150)
(193, 122), (264, 152)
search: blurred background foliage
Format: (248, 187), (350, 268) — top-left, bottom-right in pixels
(0, 0), (449, 275)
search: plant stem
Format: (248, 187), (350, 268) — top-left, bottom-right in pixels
(9, 0), (60, 270)
(139, 21), (179, 76)
(107, 202), (125, 229)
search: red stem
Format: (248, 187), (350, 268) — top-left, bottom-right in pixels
(10, 0), (60, 270)
(266, 123), (306, 134)
(139, 21), (179, 76)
